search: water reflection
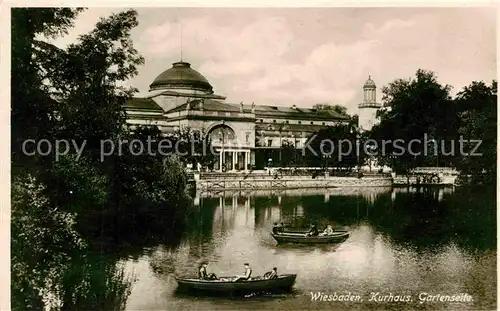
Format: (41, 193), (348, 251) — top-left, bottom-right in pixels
(196, 186), (455, 205)
(123, 186), (496, 311)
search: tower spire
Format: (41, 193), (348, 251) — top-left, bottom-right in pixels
(180, 23), (183, 61)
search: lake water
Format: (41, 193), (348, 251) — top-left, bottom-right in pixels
(120, 186), (496, 311)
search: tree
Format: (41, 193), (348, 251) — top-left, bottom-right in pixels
(280, 140), (296, 167)
(11, 9), (192, 310)
(50, 10), (145, 161)
(12, 175), (133, 311)
(104, 125), (191, 242)
(11, 8), (85, 168)
(368, 69), (456, 177)
(170, 126), (216, 168)
(29, 10), (151, 240)
(313, 103), (348, 116)
(350, 114), (359, 127)
(454, 81), (497, 185)
(304, 122), (365, 172)
(11, 174), (87, 310)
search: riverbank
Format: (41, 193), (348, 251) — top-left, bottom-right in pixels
(191, 170), (458, 191)
(392, 168), (459, 186)
(195, 173), (392, 191)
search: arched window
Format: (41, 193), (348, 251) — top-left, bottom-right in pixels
(208, 124), (236, 145)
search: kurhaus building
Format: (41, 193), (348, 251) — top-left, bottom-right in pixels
(123, 60), (379, 171)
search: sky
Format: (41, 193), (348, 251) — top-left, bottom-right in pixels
(49, 7), (496, 114)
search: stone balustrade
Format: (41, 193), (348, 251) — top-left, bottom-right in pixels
(197, 175), (392, 191)
(192, 168), (458, 190)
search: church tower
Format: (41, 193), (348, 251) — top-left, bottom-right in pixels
(358, 76), (381, 132)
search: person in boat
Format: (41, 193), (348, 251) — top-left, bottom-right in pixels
(233, 263), (252, 282)
(198, 262), (218, 280)
(322, 225), (334, 236)
(272, 223), (280, 234)
(306, 224), (319, 236)
(264, 267), (278, 279)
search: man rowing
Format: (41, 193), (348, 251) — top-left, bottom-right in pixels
(264, 267), (278, 279)
(322, 225), (334, 235)
(233, 262), (252, 282)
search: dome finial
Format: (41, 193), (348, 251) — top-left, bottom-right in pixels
(180, 23), (183, 61)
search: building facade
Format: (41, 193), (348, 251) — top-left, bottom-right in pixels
(123, 60), (378, 171)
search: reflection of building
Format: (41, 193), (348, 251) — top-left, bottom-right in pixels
(123, 60), (351, 170)
(212, 195), (253, 231)
(390, 186), (453, 202)
(197, 187), (392, 198)
(358, 76), (381, 132)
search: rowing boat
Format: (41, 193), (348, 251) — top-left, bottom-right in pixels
(175, 274), (297, 293)
(271, 231), (349, 244)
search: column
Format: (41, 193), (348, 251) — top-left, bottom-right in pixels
(219, 151), (223, 172)
(244, 152), (248, 172)
(232, 152), (236, 171)
(249, 151), (252, 170)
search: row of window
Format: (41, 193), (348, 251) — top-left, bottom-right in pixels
(258, 119), (327, 126)
(266, 139), (302, 147)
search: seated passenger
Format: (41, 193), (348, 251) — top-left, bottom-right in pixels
(198, 262), (208, 279)
(307, 224), (319, 236)
(272, 223), (280, 234)
(233, 263), (252, 282)
(323, 225), (334, 236)
(264, 267), (278, 279)
(198, 262), (217, 280)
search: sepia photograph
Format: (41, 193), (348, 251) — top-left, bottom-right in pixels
(7, 5), (497, 311)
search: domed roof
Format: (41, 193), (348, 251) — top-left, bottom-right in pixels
(149, 61), (214, 94)
(363, 75), (376, 88)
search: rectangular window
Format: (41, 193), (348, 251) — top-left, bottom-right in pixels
(267, 139), (273, 147)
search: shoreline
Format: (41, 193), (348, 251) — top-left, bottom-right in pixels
(190, 172), (458, 192)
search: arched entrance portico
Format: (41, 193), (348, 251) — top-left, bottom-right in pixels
(207, 123), (251, 172)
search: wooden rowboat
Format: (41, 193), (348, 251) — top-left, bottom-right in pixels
(271, 231), (349, 244)
(175, 274), (297, 293)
